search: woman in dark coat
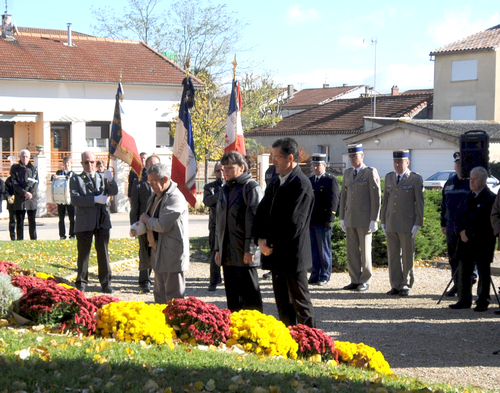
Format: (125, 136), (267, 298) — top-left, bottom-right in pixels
(10, 149), (38, 240)
(214, 152), (263, 312)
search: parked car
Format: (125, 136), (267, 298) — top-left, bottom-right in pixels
(423, 170), (500, 194)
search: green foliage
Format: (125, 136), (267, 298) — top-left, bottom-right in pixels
(0, 273), (22, 318)
(331, 179), (446, 270)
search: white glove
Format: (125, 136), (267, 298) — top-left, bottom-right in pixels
(340, 220), (346, 233)
(94, 193), (108, 205)
(369, 220), (378, 233)
(411, 225), (421, 238)
(130, 221), (146, 237)
(381, 224), (386, 234)
(103, 168), (113, 181)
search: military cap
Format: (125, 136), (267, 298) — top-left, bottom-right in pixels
(311, 153), (327, 164)
(348, 144), (363, 154)
(393, 149), (409, 159)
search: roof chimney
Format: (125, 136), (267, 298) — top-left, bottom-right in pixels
(323, 84), (329, 88)
(67, 23), (72, 46)
(287, 84), (294, 98)
(391, 85), (400, 96)
(2, 13), (13, 38)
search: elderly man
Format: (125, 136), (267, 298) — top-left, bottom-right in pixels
(339, 144), (381, 292)
(70, 151), (118, 293)
(140, 163), (189, 303)
(10, 149), (38, 240)
(440, 152), (471, 296)
(203, 162), (224, 291)
(130, 155), (161, 293)
(128, 152), (147, 199)
(381, 150), (424, 296)
(52, 155), (75, 240)
(308, 153), (340, 286)
(254, 137), (315, 327)
(451, 167), (496, 312)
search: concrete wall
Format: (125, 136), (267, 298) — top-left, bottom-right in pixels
(433, 51), (499, 121)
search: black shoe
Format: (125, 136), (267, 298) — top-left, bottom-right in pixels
(140, 283), (151, 293)
(494, 310), (500, 315)
(262, 272), (272, 280)
(76, 286), (86, 293)
(474, 304), (488, 312)
(399, 289), (409, 297)
(69, 236), (76, 240)
(445, 285), (458, 297)
(208, 284), (217, 292)
(318, 280), (329, 286)
(308, 277), (319, 285)
(60, 236), (66, 240)
(102, 286), (115, 294)
(386, 288), (399, 295)
(355, 283), (369, 292)
(343, 283), (358, 290)
(449, 302), (471, 309)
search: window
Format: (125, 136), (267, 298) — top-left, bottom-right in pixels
(317, 145), (330, 162)
(86, 122), (110, 148)
(450, 105), (476, 120)
(451, 59), (477, 82)
(156, 122), (174, 148)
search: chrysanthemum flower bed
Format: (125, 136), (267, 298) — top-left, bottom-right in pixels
(228, 309), (298, 359)
(0, 260), (392, 375)
(335, 341), (392, 375)
(163, 296), (231, 346)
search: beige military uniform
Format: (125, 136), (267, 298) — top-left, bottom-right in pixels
(380, 170), (424, 290)
(339, 165), (381, 284)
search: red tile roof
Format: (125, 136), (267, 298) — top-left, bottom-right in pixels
(430, 24), (500, 55)
(400, 88), (434, 95)
(16, 26), (94, 37)
(283, 85), (365, 109)
(246, 92), (433, 135)
(0, 30), (201, 86)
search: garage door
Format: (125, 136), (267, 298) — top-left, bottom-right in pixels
(410, 149), (455, 180)
(362, 150), (394, 178)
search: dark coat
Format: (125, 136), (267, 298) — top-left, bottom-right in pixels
(203, 178), (224, 230)
(0, 178), (4, 213)
(215, 173), (262, 267)
(70, 172), (118, 233)
(309, 172), (340, 225)
(440, 174), (470, 229)
(129, 177), (153, 224)
(456, 187), (496, 262)
(10, 161), (38, 211)
(254, 165), (314, 272)
(4, 176), (14, 211)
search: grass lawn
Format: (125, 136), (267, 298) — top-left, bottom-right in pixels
(0, 237), (211, 277)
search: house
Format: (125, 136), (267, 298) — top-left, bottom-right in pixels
(281, 84), (370, 118)
(430, 24), (500, 121)
(0, 15), (201, 216)
(245, 89), (433, 165)
(343, 119), (500, 179)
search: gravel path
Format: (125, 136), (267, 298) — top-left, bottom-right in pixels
(84, 259), (500, 392)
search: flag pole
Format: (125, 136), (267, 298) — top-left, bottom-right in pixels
(108, 73), (122, 170)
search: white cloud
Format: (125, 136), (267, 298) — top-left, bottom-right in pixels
(276, 63), (434, 94)
(286, 4), (320, 25)
(428, 8), (500, 46)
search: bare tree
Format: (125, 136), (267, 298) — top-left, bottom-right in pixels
(91, 0), (168, 51)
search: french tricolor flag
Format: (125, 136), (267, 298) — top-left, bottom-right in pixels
(225, 79), (246, 155)
(171, 77), (197, 207)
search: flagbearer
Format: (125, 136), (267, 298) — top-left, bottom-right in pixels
(381, 150), (424, 297)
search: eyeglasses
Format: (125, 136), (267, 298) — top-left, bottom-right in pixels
(148, 179), (164, 185)
(83, 161), (95, 165)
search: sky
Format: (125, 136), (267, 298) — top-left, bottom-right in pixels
(7, 0), (500, 93)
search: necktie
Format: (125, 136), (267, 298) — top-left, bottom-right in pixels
(397, 175), (401, 184)
(315, 176), (319, 183)
(353, 169), (358, 178)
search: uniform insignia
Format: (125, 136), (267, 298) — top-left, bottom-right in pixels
(444, 185), (454, 191)
(357, 178), (367, 182)
(402, 185), (413, 190)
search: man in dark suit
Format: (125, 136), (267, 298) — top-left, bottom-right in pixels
(70, 151), (118, 293)
(308, 153), (340, 286)
(127, 152), (147, 199)
(203, 162), (224, 291)
(450, 166), (496, 312)
(254, 137), (315, 327)
(10, 149), (38, 240)
(52, 155), (75, 240)
(130, 155), (160, 293)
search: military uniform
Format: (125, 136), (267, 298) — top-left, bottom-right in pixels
(339, 164), (381, 285)
(381, 170), (424, 291)
(309, 171), (340, 283)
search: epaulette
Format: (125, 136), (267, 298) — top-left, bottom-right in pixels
(411, 171), (419, 174)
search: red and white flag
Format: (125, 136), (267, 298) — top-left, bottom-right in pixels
(171, 77), (197, 207)
(225, 79), (246, 154)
